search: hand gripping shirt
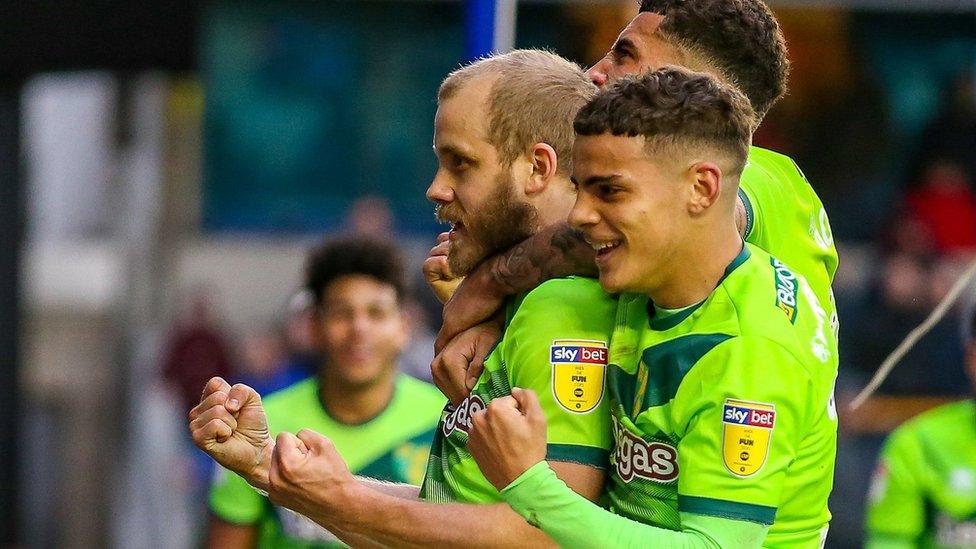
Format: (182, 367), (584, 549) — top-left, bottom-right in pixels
(209, 375), (445, 549)
(605, 244), (839, 548)
(741, 146), (839, 341)
(867, 400), (976, 549)
(420, 277), (617, 503)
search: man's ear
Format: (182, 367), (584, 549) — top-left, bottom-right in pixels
(524, 143), (558, 196)
(688, 161), (722, 215)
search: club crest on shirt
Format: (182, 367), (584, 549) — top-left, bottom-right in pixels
(722, 399), (775, 477)
(550, 339), (607, 414)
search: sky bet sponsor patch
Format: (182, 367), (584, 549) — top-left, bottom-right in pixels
(722, 399), (775, 477)
(551, 339), (607, 414)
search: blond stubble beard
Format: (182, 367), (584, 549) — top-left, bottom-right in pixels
(443, 171), (539, 276)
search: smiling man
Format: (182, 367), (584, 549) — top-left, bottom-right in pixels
(468, 68), (839, 548)
(203, 237), (444, 548)
(190, 50), (618, 547)
(432, 0), (839, 397)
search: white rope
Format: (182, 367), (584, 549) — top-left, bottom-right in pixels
(849, 255), (976, 410)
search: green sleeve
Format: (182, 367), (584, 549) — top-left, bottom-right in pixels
(504, 281), (615, 468)
(671, 337), (813, 522)
(209, 464), (265, 524)
(502, 462), (769, 548)
(865, 427), (927, 546)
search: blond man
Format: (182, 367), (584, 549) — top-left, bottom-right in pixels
(190, 49), (613, 547)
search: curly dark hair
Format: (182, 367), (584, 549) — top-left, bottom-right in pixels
(305, 236), (406, 307)
(638, 0), (789, 118)
(574, 67), (754, 173)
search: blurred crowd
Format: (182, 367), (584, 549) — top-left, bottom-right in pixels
(838, 72), (976, 398)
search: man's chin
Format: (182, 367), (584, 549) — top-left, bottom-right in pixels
(448, 243), (491, 277)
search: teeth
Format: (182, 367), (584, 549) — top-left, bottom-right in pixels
(590, 241), (620, 251)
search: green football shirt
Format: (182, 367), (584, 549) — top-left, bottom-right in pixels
(741, 146), (839, 338)
(866, 400), (976, 549)
(420, 277), (617, 503)
(605, 243), (839, 548)
(209, 375), (445, 548)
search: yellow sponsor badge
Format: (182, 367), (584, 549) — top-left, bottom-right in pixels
(550, 339), (607, 414)
(721, 399), (775, 477)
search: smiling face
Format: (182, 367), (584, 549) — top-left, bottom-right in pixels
(315, 274), (407, 389)
(587, 13), (685, 87)
(427, 75), (538, 275)
(569, 133), (689, 295)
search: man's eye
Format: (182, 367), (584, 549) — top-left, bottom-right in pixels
(452, 156), (470, 170)
(599, 184), (621, 197)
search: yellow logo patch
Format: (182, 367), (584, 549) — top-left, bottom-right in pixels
(550, 339), (607, 414)
(721, 399), (775, 477)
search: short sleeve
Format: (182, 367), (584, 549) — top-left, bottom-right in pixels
(504, 280), (616, 468)
(671, 336), (813, 525)
(208, 463), (266, 525)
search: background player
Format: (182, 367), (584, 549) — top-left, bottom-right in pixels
(865, 298), (976, 548)
(429, 0), (839, 399)
(191, 50), (614, 547)
(198, 236), (445, 548)
(469, 68), (838, 548)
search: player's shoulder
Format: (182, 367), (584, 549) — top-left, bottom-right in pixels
(896, 400), (975, 439)
(521, 276), (612, 305)
(392, 374), (447, 419)
(747, 146), (806, 180)
(262, 377), (317, 415)
(714, 246), (820, 360)
(510, 276), (616, 328)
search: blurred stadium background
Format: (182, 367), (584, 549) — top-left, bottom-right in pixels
(0, 1), (973, 547)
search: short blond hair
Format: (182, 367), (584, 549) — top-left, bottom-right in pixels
(439, 49), (596, 175)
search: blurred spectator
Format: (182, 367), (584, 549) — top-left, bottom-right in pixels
(903, 160), (976, 254)
(346, 195), (395, 238)
(237, 291), (319, 396)
(161, 288), (236, 413)
(397, 297), (437, 382)
(845, 253), (968, 396)
(864, 296), (976, 547)
(910, 71), (976, 186)
(207, 236), (444, 548)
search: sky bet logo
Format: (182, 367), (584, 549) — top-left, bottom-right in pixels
(722, 401), (776, 429)
(550, 343), (608, 365)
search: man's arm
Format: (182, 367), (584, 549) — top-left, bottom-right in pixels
(467, 391), (766, 548)
(437, 222), (595, 350)
(267, 430), (603, 548)
(503, 462), (767, 549)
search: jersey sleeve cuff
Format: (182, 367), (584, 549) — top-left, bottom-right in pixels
(501, 461), (560, 526)
(546, 443), (609, 469)
(678, 495), (777, 526)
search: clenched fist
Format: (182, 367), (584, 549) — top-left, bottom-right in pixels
(468, 388), (548, 491)
(268, 429), (360, 527)
(188, 376), (272, 489)
(423, 231), (462, 304)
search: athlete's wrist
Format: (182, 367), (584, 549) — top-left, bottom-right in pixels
(501, 460), (552, 494)
(244, 440), (274, 492)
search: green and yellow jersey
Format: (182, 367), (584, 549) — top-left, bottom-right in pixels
(209, 375), (444, 548)
(603, 244), (838, 547)
(420, 277), (617, 503)
(867, 400), (976, 549)
(741, 146), (839, 337)
(495, 245), (838, 547)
